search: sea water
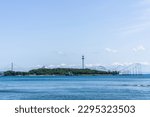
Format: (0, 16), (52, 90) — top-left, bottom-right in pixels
(0, 75), (150, 100)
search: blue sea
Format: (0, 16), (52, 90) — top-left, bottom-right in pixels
(0, 75), (150, 100)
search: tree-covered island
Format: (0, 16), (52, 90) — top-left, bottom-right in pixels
(3, 68), (119, 76)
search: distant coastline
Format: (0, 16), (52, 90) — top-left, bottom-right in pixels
(2, 68), (119, 76)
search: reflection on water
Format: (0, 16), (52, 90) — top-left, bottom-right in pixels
(0, 75), (150, 100)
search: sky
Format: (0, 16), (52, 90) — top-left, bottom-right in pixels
(0, 0), (150, 72)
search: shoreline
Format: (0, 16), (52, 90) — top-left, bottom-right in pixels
(1, 74), (120, 77)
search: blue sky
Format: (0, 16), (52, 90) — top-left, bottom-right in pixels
(0, 0), (150, 72)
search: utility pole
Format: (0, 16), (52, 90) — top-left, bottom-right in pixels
(11, 62), (13, 71)
(82, 55), (85, 69)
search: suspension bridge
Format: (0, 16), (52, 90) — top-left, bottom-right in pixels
(90, 63), (142, 75)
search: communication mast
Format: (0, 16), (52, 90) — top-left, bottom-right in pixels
(82, 55), (85, 69)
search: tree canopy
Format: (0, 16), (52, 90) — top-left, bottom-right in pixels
(3, 68), (119, 76)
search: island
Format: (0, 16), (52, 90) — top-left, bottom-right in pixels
(3, 68), (119, 76)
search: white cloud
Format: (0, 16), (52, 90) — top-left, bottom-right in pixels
(139, 62), (150, 65)
(57, 51), (65, 55)
(105, 48), (118, 53)
(112, 61), (150, 66)
(85, 64), (103, 67)
(48, 64), (80, 68)
(60, 63), (67, 66)
(112, 62), (133, 66)
(48, 65), (55, 68)
(133, 45), (146, 52)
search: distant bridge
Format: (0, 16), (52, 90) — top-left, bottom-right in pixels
(89, 63), (142, 75)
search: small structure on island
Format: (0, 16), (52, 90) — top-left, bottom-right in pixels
(11, 62), (14, 71)
(82, 55), (85, 69)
